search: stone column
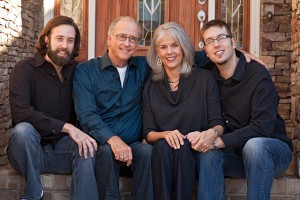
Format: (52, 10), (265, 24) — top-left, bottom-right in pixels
(261, 0), (296, 176)
(0, 0), (43, 166)
(291, 0), (300, 177)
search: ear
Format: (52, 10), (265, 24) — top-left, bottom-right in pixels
(231, 37), (236, 49)
(44, 36), (49, 46)
(107, 35), (112, 46)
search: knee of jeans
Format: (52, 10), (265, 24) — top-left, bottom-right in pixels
(243, 138), (269, 160)
(137, 144), (152, 159)
(199, 150), (223, 163)
(10, 122), (40, 144)
(244, 138), (265, 151)
(96, 144), (114, 158)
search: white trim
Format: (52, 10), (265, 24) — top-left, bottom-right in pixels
(208, 0), (216, 20)
(250, 0), (260, 57)
(43, 0), (54, 26)
(88, 0), (96, 59)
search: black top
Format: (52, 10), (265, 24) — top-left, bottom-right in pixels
(9, 53), (77, 146)
(209, 51), (293, 151)
(142, 67), (224, 139)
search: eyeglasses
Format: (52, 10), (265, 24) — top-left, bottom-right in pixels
(113, 33), (139, 43)
(204, 34), (232, 46)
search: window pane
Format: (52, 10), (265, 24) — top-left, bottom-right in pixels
(221, 0), (244, 49)
(59, 0), (83, 38)
(138, 0), (165, 46)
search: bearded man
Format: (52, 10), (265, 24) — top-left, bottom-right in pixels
(7, 15), (99, 200)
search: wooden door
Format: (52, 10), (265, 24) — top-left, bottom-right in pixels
(54, 0), (250, 60)
(55, 0), (89, 62)
(95, 0), (208, 57)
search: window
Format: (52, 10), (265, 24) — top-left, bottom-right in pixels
(137, 0), (165, 46)
(216, 0), (250, 50)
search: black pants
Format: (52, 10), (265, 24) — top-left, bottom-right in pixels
(152, 139), (196, 200)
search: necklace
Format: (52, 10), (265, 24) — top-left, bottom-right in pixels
(170, 84), (179, 91)
(168, 79), (179, 83)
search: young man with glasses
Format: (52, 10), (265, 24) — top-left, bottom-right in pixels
(73, 16), (154, 200)
(194, 19), (292, 200)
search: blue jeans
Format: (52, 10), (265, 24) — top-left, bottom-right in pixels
(152, 139), (196, 200)
(95, 142), (154, 200)
(197, 137), (292, 200)
(7, 122), (99, 200)
(197, 149), (224, 200)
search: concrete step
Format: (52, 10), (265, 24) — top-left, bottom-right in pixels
(0, 165), (299, 200)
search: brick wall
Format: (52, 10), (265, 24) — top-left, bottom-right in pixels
(0, 0), (43, 166)
(291, 0), (300, 176)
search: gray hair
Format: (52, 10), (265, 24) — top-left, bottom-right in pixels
(107, 16), (142, 38)
(147, 22), (195, 81)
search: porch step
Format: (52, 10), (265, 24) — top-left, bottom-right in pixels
(0, 165), (299, 200)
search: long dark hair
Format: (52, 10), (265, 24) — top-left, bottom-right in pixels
(35, 15), (81, 59)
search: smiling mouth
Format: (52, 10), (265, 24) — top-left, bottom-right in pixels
(120, 48), (131, 53)
(166, 57), (176, 61)
(214, 50), (224, 56)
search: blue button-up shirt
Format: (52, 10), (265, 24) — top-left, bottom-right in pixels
(73, 52), (150, 144)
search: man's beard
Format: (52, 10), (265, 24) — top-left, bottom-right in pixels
(47, 47), (72, 67)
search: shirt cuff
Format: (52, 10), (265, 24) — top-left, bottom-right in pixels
(92, 126), (116, 144)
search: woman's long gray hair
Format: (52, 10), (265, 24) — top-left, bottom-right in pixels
(147, 22), (195, 81)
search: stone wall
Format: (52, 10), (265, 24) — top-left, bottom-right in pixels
(0, 0), (43, 166)
(260, 0), (298, 175)
(292, 0), (300, 176)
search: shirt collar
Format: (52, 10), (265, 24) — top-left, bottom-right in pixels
(34, 53), (47, 68)
(212, 50), (247, 82)
(100, 51), (138, 70)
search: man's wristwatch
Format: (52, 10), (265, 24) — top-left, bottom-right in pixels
(213, 128), (218, 137)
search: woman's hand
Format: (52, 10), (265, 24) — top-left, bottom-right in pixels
(163, 130), (186, 149)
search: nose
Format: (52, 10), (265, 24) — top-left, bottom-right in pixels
(123, 38), (130, 46)
(60, 39), (68, 48)
(167, 46), (173, 54)
(213, 39), (221, 47)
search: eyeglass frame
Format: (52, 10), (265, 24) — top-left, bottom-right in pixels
(203, 34), (232, 46)
(113, 33), (140, 44)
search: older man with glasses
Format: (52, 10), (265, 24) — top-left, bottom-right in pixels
(73, 16), (154, 200)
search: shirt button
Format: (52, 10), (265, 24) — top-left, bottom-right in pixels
(222, 112), (225, 116)
(220, 97), (223, 100)
(225, 120), (229, 123)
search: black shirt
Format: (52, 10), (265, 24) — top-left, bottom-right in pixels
(209, 51), (292, 151)
(9, 53), (77, 145)
(143, 67), (224, 138)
